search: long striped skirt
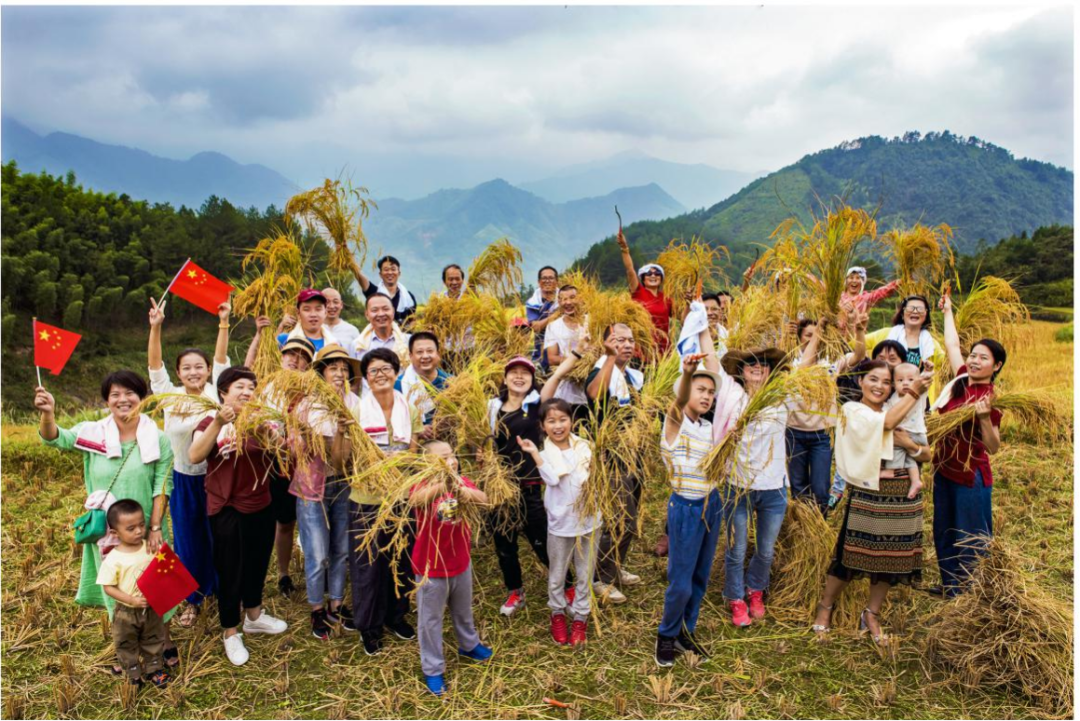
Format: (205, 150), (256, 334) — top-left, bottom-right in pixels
(827, 470), (923, 586)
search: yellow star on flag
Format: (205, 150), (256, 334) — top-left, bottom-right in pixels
(156, 551), (167, 562)
(39, 329), (50, 341)
(187, 269), (198, 279)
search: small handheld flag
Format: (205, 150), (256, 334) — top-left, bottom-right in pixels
(135, 542), (199, 616)
(33, 318), (82, 377)
(164, 259), (234, 315)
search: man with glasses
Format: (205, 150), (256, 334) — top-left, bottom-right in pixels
(525, 266), (560, 366)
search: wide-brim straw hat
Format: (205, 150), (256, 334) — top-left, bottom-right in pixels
(312, 344), (361, 380)
(720, 347), (789, 378)
(281, 337), (317, 361)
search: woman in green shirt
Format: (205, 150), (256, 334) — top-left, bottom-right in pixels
(36, 370), (176, 667)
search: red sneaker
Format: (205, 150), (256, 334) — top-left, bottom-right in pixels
(565, 587), (576, 608)
(550, 613), (569, 645)
(747, 590), (766, 621)
(569, 620), (587, 646)
(729, 599), (752, 628)
(500, 588), (525, 617)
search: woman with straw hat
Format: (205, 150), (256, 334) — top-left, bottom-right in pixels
(293, 344), (362, 641)
(812, 359), (932, 644)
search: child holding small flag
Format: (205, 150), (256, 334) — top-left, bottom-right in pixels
(96, 499), (170, 688)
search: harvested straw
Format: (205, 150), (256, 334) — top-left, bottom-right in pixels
(881, 223), (954, 297)
(922, 536), (1073, 717)
(410, 291), (528, 374)
(722, 285), (788, 356)
(133, 392), (220, 422)
(952, 276), (1030, 350)
(655, 237), (729, 317)
(926, 387), (1070, 450)
(564, 289), (659, 378)
(466, 238), (524, 301)
(285, 178), (375, 286)
(231, 234), (311, 379)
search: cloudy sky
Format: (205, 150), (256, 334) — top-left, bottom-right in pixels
(1, 5), (1073, 196)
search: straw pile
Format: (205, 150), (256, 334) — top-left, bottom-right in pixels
(952, 276), (1030, 350)
(231, 235), (311, 379)
(285, 178), (374, 286)
(922, 536), (1073, 718)
(881, 223), (954, 297)
(655, 237), (729, 318)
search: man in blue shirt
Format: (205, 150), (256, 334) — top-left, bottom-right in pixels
(276, 289), (336, 352)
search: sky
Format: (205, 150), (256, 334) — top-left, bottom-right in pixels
(1, 4), (1074, 195)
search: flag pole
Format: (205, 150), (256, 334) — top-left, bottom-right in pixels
(32, 317), (43, 388)
(158, 258), (191, 308)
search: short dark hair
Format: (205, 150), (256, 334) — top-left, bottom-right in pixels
(409, 331), (441, 353)
(861, 359), (892, 377)
(718, 290), (734, 300)
(538, 266), (558, 281)
(702, 292), (722, 305)
(366, 293), (394, 309)
(871, 339), (908, 361)
(442, 264), (464, 282)
(360, 348), (401, 377)
(538, 398), (574, 423)
(892, 295), (932, 330)
(558, 284), (578, 295)
(216, 366), (257, 401)
(377, 255), (401, 271)
(101, 371), (148, 402)
(175, 348), (212, 372)
(602, 323), (632, 341)
(107, 499), (144, 529)
(797, 318), (817, 339)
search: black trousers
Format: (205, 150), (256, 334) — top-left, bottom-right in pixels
(595, 473), (643, 584)
(349, 501), (411, 636)
(209, 504), (276, 629)
(492, 485), (551, 591)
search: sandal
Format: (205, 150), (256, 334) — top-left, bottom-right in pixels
(111, 664), (124, 676)
(177, 603), (200, 628)
(859, 608), (888, 645)
(163, 646), (180, 668)
(811, 603), (834, 635)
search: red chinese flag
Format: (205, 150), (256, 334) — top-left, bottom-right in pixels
(168, 259), (234, 315)
(136, 543), (199, 616)
(33, 319), (82, 375)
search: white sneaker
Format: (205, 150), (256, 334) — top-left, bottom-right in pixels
(619, 569), (642, 586)
(243, 610), (288, 635)
(592, 582), (627, 605)
(500, 588), (526, 617)
(223, 633), (249, 666)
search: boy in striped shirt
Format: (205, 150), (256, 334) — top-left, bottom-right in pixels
(656, 349), (723, 668)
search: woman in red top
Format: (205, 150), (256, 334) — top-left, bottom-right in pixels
(616, 230), (674, 357)
(190, 367), (289, 666)
(932, 294), (1005, 597)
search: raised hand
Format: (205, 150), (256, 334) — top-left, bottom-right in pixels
(682, 353), (704, 374)
(217, 301), (232, 323)
(34, 387), (55, 415)
(974, 391), (995, 418)
(616, 230), (629, 253)
(148, 297), (166, 327)
(254, 315), (272, 332)
(277, 314), (297, 333)
(516, 436), (538, 455)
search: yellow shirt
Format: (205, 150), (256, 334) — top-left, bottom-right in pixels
(95, 542), (153, 606)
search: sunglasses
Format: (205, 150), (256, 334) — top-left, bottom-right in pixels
(642, 270), (663, 277)
(744, 357), (769, 368)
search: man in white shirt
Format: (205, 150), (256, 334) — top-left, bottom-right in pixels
(322, 287), (361, 354)
(542, 285), (588, 407)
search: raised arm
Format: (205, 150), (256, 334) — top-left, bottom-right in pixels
(799, 320), (823, 369)
(541, 344), (586, 401)
(189, 407), (234, 464)
(148, 297), (166, 372)
(617, 231), (640, 293)
(214, 301), (232, 366)
(940, 293), (964, 375)
(664, 355), (700, 445)
(244, 316), (271, 369)
(34, 387), (59, 441)
(585, 336), (620, 402)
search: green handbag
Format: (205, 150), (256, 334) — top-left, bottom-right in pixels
(73, 448), (132, 545)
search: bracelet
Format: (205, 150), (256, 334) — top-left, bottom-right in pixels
(150, 525), (162, 532)
(572, 350), (583, 359)
(218, 323), (230, 329)
(900, 388), (920, 400)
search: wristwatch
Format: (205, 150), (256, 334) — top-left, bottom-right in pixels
(150, 525), (162, 532)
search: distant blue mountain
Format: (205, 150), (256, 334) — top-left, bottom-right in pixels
(1, 117), (299, 210)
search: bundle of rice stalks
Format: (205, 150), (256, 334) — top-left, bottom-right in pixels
(921, 536), (1073, 717)
(767, 498), (863, 627)
(563, 290), (660, 380)
(881, 223), (954, 297)
(285, 178), (375, 286)
(702, 363), (835, 485)
(231, 234), (312, 379)
(430, 354), (505, 453)
(952, 276), (1030, 350)
(926, 387), (1070, 450)
(757, 236), (808, 353)
(132, 392), (220, 422)
(466, 238), (523, 301)
(410, 290), (525, 374)
(655, 237), (729, 318)
(469, 298), (535, 362)
(722, 285), (788, 353)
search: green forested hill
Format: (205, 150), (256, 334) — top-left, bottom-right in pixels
(958, 224), (1073, 308)
(574, 132), (1074, 285)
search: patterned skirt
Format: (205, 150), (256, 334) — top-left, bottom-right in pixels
(828, 470), (923, 586)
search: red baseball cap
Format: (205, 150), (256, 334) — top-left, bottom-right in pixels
(504, 356), (536, 374)
(296, 289), (327, 306)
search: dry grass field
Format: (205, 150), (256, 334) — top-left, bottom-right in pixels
(0, 321), (1072, 719)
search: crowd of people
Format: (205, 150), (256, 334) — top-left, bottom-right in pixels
(34, 239), (1008, 696)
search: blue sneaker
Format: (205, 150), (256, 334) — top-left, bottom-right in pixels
(458, 643), (493, 662)
(424, 674), (445, 696)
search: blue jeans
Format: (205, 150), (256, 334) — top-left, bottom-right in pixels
(170, 470), (218, 605)
(721, 485), (788, 601)
(932, 470), (992, 597)
(296, 476), (351, 606)
(785, 428), (832, 512)
(658, 490), (722, 638)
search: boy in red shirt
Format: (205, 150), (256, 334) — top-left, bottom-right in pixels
(411, 440), (493, 696)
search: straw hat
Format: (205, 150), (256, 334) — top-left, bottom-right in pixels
(720, 347), (789, 377)
(312, 344), (361, 380)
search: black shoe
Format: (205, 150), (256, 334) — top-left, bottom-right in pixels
(326, 605), (352, 626)
(311, 609), (331, 641)
(388, 619), (416, 641)
(361, 630), (382, 656)
(278, 575), (296, 596)
(655, 634), (676, 668)
(675, 630), (709, 658)
(128, 677), (144, 688)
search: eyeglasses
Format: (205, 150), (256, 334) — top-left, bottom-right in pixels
(539, 276), (558, 282)
(642, 270), (663, 277)
(744, 358), (768, 367)
(367, 366), (396, 378)
(905, 307), (927, 314)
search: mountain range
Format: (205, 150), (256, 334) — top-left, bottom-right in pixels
(575, 131), (1075, 286)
